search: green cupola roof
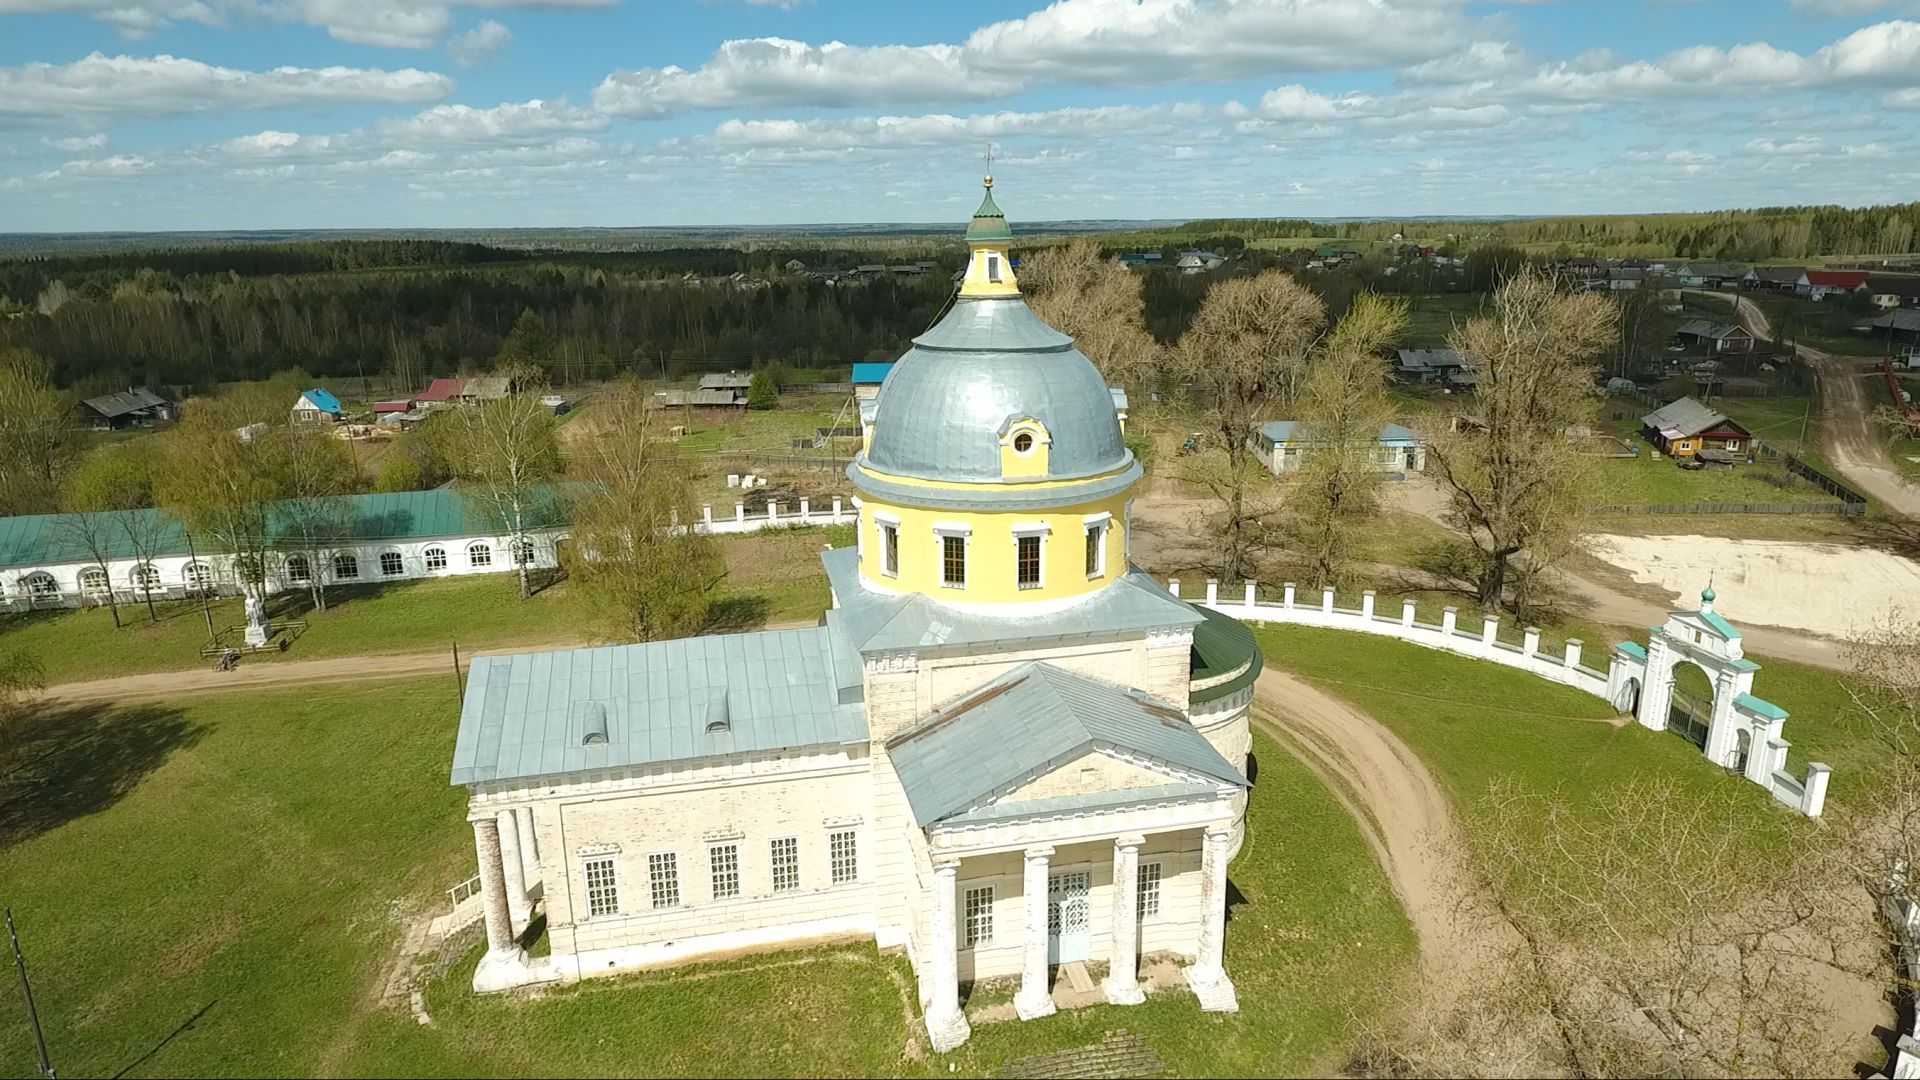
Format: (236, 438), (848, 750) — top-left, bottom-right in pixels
(966, 177), (1013, 243)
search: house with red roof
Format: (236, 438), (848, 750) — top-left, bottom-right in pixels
(1796, 269), (1870, 301)
(417, 378), (465, 407)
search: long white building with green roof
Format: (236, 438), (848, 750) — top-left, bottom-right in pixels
(449, 179), (1260, 1049)
(0, 487), (568, 612)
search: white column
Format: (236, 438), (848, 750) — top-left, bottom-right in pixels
(1442, 606), (1458, 635)
(1361, 590), (1375, 620)
(470, 813), (527, 991)
(799, 497), (811, 521)
(702, 504), (713, 529)
(1242, 581), (1256, 608)
(1014, 846), (1057, 1020)
(1282, 582), (1295, 608)
(1105, 835), (1146, 1006)
(1184, 824), (1238, 1012)
(735, 502), (746, 526)
(1522, 627), (1541, 657)
(1320, 586), (1334, 614)
(516, 805), (541, 892)
(497, 809), (531, 928)
(923, 858), (971, 1052)
(1205, 578), (1219, 605)
(1401, 599), (1416, 627)
(1167, 578), (1180, 597)
(1564, 639), (1583, 670)
(1480, 616), (1500, 646)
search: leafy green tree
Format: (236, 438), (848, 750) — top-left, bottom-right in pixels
(156, 397), (285, 604)
(374, 452), (426, 493)
(64, 442), (171, 621)
(266, 423), (361, 613)
(496, 308), (555, 374)
(566, 379), (725, 641)
(0, 348), (74, 516)
(746, 368), (779, 411)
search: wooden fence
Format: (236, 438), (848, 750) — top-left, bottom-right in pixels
(1590, 500), (1863, 517)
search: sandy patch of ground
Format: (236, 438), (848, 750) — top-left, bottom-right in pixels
(1590, 533), (1917, 639)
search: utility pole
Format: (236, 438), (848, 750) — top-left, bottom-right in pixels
(7, 908), (56, 1079)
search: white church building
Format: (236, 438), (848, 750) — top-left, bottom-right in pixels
(449, 179), (1262, 1050)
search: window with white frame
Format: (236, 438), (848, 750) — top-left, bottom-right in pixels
(963, 886), (994, 948)
(829, 830), (858, 885)
(285, 555), (311, 584)
(79, 567), (109, 595)
(770, 837), (800, 892)
(380, 551), (404, 576)
(583, 855), (619, 917)
(986, 254), (1002, 282)
(424, 546), (447, 571)
(23, 572), (57, 598)
(183, 562), (212, 589)
(332, 553), (359, 580)
(936, 524), (969, 589)
(513, 538), (536, 565)
(468, 542), (493, 568)
(1137, 861), (1162, 919)
(132, 564), (160, 591)
(709, 842), (740, 900)
(1084, 516), (1109, 578)
(878, 518), (899, 578)
(1013, 523), (1047, 590)
(648, 852), (680, 909)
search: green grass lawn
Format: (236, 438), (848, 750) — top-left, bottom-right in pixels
(1399, 292), (1490, 347)
(1715, 395), (1818, 455)
(0, 677), (1413, 1077)
(1253, 626), (1835, 854)
(0, 528), (853, 685)
(1586, 447), (1836, 507)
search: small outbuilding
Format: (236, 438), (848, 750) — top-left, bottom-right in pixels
(291, 388), (343, 424)
(74, 387), (175, 431)
(1251, 421), (1426, 474)
(1671, 319), (1755, 354)
(852, 362), (894, 401)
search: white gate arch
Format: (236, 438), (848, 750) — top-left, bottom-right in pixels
(1605, 584), (1826, 815)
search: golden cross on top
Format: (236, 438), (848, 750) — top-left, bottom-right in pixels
(983, 143), (996, 186)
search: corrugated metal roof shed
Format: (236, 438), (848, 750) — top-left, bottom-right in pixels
(80, 387), (171, 418)
(886, 662), (1246, 826)
(1257, 421), (1421, 445)
(449, 625), (869, 786)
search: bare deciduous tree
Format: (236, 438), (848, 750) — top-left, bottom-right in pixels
(440, 366), (564, 600)
(1021, 239), (1160, 394)
(267, 423), (362, 613)
(566, 381), (725, 642)
(1422, 272), (1615, 609)
(1285, 292), (1406, 588)
(157, 397), (284, 604)
(1168, 270), (1326, 581)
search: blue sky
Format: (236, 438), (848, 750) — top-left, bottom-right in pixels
(0, 0), (1916, 231)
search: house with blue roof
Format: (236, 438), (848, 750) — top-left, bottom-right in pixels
(851, 361), (893, 401)
(291, 387), (344, 424)
(1251, 420), (1427, 474)
(447, 179), (1262, 1047)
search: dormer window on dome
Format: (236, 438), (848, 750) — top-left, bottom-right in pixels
(1000, 418), (1050, 478)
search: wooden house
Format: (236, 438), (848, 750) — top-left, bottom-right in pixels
(1641, 397), (1753, 458)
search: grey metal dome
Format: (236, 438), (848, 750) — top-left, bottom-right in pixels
(866, 298), (1128, 482)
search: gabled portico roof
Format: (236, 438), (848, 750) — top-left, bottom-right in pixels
(886, 662), (1247, 827)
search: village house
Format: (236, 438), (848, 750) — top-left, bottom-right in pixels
(1670, 261), (1747, 288)
(417, 378), (466, 408)
(1742, 266), (1807, 292)
(291, 388), (344, 424)
(1250, 421), (1427, 474)
(1641, 396), (1753, 458)
(852, 362), (894, 402)
(1672, 319), (1756, 354)
(73, 387), (176, 431)
(1868, 273), (1920, 310)
(448, 179), (1256, 1052)
(1797, 269), (1870, 301)
(1394, 347), (1468, 384)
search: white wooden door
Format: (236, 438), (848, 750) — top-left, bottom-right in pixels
(1047, 869), (1092, 964)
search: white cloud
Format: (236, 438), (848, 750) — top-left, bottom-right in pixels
(0, 1), (613, 49)
(1744, 136), (1828, 156)
(0, 53), (453, 122)
(447, 19), (513, 65)
(1666, 149), (1713, 165)
(34, 154), (152, 180)
(695, 103), (1211, 153)
(595, 37), (1018, 119)
(1888, 87), (1920, 108)
(43, 132), (108, 151)
(961, 0), (1469, 84)
(374, 99), (604, 145)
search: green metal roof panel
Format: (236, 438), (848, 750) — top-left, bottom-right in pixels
(886, 662), (1246, 827)
(0, 485), (569, 570)
(1699, 610), (1742, 640)
(942, 782), (1219, 826)
(1734, 692), (1788, 720)
(450, 624), (870, 786)
(1189, 603), (1264, 704)
(1615, 641), (1648, 660)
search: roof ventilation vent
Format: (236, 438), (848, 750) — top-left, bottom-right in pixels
(575, 701), (609, 746)
(704, 692), (731, 736)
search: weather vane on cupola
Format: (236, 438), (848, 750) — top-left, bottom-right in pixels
(983, 142), (997, 188)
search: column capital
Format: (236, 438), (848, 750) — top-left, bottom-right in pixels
(469, 809), (502, 827)
(932, 855), (962, 876)
(1204, 823), (1233, 843)
(1114, 833), (1146, 851)
(1022, 845), (1055, 862)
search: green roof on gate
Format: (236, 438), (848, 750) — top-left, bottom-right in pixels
(1735, 692), (1788, 720)
(0, 486), (570, 570)
(1615, 641), (1648, 660)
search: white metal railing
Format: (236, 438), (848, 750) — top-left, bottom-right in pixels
(447, 874), (482, 911)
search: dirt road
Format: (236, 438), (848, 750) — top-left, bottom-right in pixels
(1712, 290), (1920, 517)
(37, 640), (594, 706)
(1252, 668), (1507, 981)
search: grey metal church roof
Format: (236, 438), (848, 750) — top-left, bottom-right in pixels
(820, 547), (1201, 655)
(865, 297), (1129, 483)
(886, 662), (1247, 826)
(450, 626), (868, 786)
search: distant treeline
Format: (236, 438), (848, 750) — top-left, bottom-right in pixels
(1159, 203), (1920, 260)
